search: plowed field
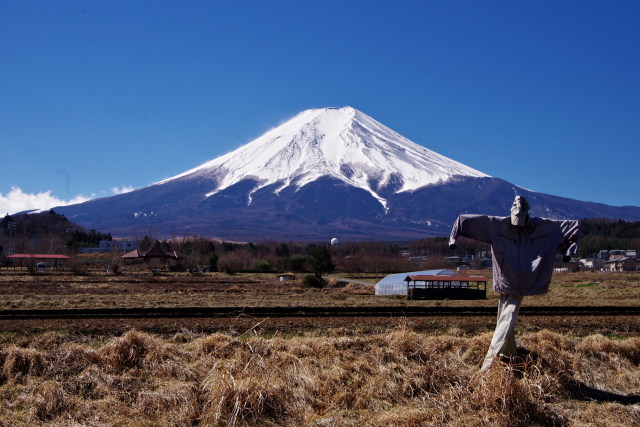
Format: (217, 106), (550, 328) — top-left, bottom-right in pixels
(1, 269), (638, 337)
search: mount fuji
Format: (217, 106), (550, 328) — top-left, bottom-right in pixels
(55, 107), (640, 241)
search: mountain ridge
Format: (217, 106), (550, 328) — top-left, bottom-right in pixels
(53, 107), (640, 241)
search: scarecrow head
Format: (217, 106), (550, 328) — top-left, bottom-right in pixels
(510, 195), (530, 227)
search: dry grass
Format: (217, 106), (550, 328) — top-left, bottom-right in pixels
(0, 270), (638, 424)
(0, 327), (639, 426)
(0, 270), (638, 311)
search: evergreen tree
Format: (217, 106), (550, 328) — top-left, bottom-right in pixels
(308, 245), (335, 278)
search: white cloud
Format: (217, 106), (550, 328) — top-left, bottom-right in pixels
(0, 186), (91, 215)
(111, 185), (135, 195)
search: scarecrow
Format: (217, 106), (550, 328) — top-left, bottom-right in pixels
(449, 196), (580, 370)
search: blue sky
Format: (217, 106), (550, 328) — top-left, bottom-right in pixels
(1, 1), (639, 215)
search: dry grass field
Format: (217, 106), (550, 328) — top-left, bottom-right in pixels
(0, 328), (638, 426)
(1, 269), (639, 311)
(0, 268), (639, 425)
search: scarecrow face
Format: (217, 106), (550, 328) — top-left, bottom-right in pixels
(510, 196), (530, 227)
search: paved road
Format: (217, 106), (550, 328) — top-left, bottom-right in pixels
(327, 275), (375, 286)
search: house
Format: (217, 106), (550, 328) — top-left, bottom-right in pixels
(582, 248), (638, 271)
(121, 241), (182, 267)
(604, 256), (637, 272)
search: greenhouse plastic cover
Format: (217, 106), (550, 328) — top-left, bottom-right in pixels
(374, 269), (457, 296)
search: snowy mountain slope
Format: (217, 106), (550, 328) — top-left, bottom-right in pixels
(53, 107), (640, 241)
(157, 107), (489, 209)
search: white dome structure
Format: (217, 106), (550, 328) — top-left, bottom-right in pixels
(375, 269), (457, 296)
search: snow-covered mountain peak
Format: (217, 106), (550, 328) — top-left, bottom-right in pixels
(54, 106), (640, 240)
(160, 107), (490, 208)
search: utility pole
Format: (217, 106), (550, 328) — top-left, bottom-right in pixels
(7, 221), (16, 255)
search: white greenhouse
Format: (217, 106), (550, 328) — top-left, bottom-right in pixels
(374, 269), (458, 296)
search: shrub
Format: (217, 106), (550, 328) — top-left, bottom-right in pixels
(208, 253), (219, 271)
(218, 252), (245, 274)
(254, 259), (272, 272)
(69, 259), (89, 276)
(302, 274), (326, 289)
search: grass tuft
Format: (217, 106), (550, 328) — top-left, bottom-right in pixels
(2, 347), (46, 383)
(30, 380), (70, 421)
(99, 330), (160, 372)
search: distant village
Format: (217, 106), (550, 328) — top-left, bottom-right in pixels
(0, 211), (638, 273)
(580, 249), (638, 272)
(1, 235), (638, 274)
(444, 249), (638, 273)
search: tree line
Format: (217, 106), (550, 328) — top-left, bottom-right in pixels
(1, 211), (112, 255)
(578, 218), (640, 258)
(2, 212), (638, 272)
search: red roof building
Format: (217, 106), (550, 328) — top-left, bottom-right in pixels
(6, 254), (71, 270)
(8, 254), (71, 260)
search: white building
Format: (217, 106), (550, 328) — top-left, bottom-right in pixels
(80, 240), (139, 254)
(99, 240), (138, 251)
(580, 258), (606, 270)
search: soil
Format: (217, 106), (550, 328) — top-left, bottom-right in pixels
(1, 269), (639, 337)
(2, 313), (639, 338)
